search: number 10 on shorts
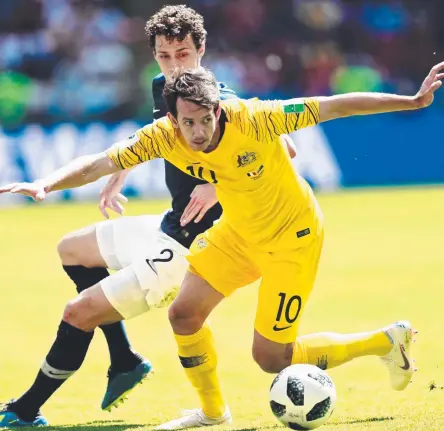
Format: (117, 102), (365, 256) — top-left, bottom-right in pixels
(273, 293), (302, 331)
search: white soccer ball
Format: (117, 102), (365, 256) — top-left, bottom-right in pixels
(269, 364), (337, 430)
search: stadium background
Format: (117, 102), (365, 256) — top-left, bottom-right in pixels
(1, 0), (444, 204)
(1, 1), (444, 430)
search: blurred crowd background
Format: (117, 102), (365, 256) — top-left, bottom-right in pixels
(1, 0), (444, 130)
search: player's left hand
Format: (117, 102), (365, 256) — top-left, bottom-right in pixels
(180, 183), (218, 226)
(414, 61), (444, 108)
(0, 181), (46, 201)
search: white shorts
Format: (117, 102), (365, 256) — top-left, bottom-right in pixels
(96, 215), (189, 319)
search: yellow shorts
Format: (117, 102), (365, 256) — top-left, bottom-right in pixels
(187, 220), (324, 344)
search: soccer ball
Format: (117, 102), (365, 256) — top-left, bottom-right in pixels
(269, 364), (336, 430)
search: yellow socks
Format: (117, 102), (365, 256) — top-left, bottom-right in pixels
(174, 325), (392, 415)
(292, 329), (392, 369)
(174, 324), (225, 418)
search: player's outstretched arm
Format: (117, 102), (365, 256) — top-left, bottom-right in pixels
(0, 152), (119, 202)
(319, 61), (444, 122)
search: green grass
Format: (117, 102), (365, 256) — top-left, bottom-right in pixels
(0, 186), (443, 430)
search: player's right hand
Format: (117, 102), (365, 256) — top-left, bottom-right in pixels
(99, 172), (129, 219)
(0, 181), (47, 201)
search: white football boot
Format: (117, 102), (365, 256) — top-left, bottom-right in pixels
(154, 407), (232, 430)
(381, 320), (417, 391)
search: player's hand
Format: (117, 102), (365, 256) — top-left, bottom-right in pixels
(180, 184), (218, 226)
(99, 172), (129, 219)
(0, 181), (47, 201)
(414, 61), (444, 108)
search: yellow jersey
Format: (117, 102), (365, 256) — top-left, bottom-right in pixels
(107, 98), (322, 250)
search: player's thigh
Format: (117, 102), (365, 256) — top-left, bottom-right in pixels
(254, 233), (324, 345)
(64, 283), (123, 331)
(186, 222), (260, 298)
(58, 224), (106, 267)
(101, 236), (189, 320)
(96, 214), (165, 270)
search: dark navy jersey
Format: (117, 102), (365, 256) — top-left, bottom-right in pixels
(152, 73), (237, 249)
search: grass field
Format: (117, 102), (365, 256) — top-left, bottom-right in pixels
(0, 186), (443, 431)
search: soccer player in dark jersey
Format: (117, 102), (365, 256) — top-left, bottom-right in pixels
(0, 5), (263, 428)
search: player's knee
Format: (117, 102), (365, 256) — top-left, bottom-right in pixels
(63, 299), (84, 329)
(58, 232), (90, 266)
(57, 226), (102, 267)
(168, 302), (204, 334)
(63, 296), (98, 331)
(57, 233), (76, 263)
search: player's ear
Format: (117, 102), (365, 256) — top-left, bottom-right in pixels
(167, 112), (179, 128)
(198, 42), (205, 59)
(214, 105), (221, 121)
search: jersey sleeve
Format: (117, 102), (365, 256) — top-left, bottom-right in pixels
(223, 98), (320, 143)
(106, 119), (176, 169)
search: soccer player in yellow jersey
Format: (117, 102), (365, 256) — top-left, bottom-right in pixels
(1, 63), (443, 429)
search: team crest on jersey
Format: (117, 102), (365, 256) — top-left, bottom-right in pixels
(247, 164), (264, 180)
(233, 148), (261, 168)
(195, 237), (208, 250)
(236, 150), (257, 167)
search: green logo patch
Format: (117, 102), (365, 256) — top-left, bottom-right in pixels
(283, 102), (305, 114)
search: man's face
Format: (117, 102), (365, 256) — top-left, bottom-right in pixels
(154, 35), (203, 78)
(168, 98), (221, 152)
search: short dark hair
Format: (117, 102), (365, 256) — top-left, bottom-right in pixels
(163, 68), (220, 118)
(145, 5), (207, 51)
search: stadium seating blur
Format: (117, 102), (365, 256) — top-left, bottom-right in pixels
(2, 0), (444, 129)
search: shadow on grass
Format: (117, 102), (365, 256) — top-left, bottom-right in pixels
(19, 420), (148, 431)
(229, 425), (282, 431)
(334, 416), (395, 425)
(17, 418), (396, 431)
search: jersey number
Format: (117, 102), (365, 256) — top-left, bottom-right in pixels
(152, 249), (174, 263)
(276, 292), (302, 324)
(186, 165), (218, 184)
(145, 249), (174, 274)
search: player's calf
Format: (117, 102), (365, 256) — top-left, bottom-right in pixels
(252, 331), (293, 373)
(62, 284), (152, 412)
(58, 220), (152, 407)
(3, 320), (94, 425)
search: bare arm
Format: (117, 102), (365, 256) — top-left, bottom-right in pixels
(42, 152), (119, 193)
(1, 122), (168, 202)
(319, 61), (444, 122)
(0, 152), (120, 201)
